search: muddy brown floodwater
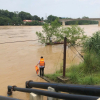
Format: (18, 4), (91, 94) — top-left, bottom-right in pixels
(0, 25), (100, 100)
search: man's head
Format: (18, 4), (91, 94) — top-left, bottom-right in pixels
(41, 56), (43, 58)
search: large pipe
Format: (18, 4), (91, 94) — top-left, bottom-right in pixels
(26, 81), (100, 96)
(0, 95), (20, 100)
(8, 86), (100, 100)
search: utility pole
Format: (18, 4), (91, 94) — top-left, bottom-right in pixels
(63, 37), (67, 77)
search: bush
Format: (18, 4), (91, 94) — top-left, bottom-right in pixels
(83, 31), (100, 73)
(79, 76), (99, 85)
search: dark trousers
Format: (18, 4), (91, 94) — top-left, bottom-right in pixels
(40, 67), (44, 76)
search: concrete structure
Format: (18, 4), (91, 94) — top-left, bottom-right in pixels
(30, 93), (43, 100)
(99, 21), (100, 26)
(47, 87), (59, 100)
(29, 87), (59, 100)
(59, 18), (100, 26)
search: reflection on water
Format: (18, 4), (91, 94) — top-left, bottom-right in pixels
(0, 25), (100, 100)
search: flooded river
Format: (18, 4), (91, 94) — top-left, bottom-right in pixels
(0, 25), (100, 100)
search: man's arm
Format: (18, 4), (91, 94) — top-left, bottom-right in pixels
(37, 61), (40, 66)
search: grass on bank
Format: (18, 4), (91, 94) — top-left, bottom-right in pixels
(45, 63), (100, 85)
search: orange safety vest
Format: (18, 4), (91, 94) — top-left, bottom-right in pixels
(39, 58), (45, 66)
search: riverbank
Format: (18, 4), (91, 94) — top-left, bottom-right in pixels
(44, 63), (100, 85)
(44, 33), (100, 85)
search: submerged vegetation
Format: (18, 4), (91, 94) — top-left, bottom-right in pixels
(45, 31), (100, 85)
(36, 19), (87, 45)
(36, 19), (61, 44)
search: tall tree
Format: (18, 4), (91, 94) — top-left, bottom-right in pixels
(32, 15), (41, 21)
(18, 11), (32, 20)
(47, 15), (58, 23)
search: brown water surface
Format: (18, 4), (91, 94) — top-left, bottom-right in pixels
(0, 25), (100, 100)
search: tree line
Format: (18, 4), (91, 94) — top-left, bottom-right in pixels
(0, 9), (43, 25)
(0, 9), (98, 25)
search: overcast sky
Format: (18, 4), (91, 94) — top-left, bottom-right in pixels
(0, 0), (100, 19)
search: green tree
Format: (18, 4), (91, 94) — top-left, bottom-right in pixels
(9, 12), (15, 19)
(32, 15), (41, 21)
(82, 16), (89, 19)
(18, 11), (32, 20)
(36, 18), (61, 44)
(83, 31), (100, 73)
(47, 15), (58, 23)
(60, 25), (87, 44)
(0, 17), (11, 25)
(36, 19), (86, 45)
(53, 24), (87, 45)
(0, 17), (5, 25)
(12, 17), (22, 25)
(41, 17), (44, 21)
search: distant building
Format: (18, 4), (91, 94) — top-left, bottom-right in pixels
(23, 20), (33, 24)
(23, 20), (44, 24)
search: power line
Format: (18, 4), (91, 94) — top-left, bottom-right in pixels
(69, 46), (84, 62)
(68, 46), (85, 78)
(72, 45), (84, 60)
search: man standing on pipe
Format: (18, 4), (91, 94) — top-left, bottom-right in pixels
(37, 56), (45, 76)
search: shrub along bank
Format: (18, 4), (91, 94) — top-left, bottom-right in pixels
(45, 31), (100, 85)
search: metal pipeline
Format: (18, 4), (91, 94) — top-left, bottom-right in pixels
(0, 95), (20, 100)
(26, 81), (100, 96)
(8, 86), (100, 100)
